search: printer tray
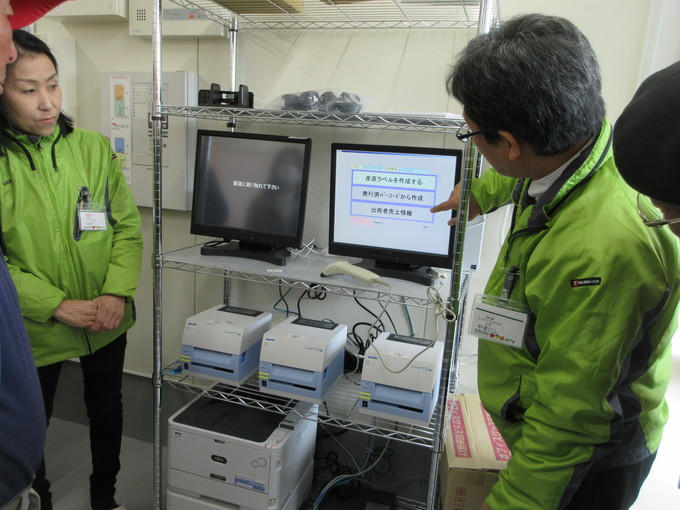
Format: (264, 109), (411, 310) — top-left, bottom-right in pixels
(172, 396), (285, 442)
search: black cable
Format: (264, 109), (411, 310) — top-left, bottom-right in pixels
(352, 300), (385, 340)
(313, 450), (360, 499)
(355, 294), (398, 333)
(348, 326), (371, 353)
(383, 307), (397, 333)
(352, 293), (399, 339)
(297, 284), (328, 318)
(277, 281), (291, 318)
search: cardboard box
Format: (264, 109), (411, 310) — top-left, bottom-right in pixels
(214, 0), (303, 14)
(440, 394), (511, 510)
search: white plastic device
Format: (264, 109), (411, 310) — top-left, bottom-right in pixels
(320, 260), (382, 286)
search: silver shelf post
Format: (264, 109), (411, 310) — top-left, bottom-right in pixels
(425, 139), (477, 510)
(426, 1), (495, 506)
(151, 1), (163, 510)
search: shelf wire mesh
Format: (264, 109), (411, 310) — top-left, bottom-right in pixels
(166, 0), (495, 29)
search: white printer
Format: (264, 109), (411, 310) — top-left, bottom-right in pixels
(181, 305), (272, 385)
(359, 332), (444, 425)
(168, 389), (317, 510)
(258, 317), (347, 403)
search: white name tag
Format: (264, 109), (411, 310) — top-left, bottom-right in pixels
(469, 294), (528, 349)
(78, 209), (107, 231)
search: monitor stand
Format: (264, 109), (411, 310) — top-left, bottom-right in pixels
(200, 240), (291, 266)
(357, 259), (434, 286)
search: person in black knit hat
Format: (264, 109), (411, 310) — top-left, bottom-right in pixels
(614, 61), (680, 237)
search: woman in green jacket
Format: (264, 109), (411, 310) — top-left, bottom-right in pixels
(0, 30), (142, 510)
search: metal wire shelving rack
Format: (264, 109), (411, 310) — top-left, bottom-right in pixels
(160, 106), (467, 133)
(151, 1), (498, 509)
(165, 0), (493, 30)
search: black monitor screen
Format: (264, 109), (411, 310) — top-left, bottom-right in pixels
(329, 143), (462, 284)
(191, 130), (311, 265)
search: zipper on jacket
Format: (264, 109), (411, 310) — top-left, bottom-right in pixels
(502, 203), (549, 266)
(83, 329), (94, 356)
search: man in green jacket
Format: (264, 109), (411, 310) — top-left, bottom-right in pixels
(432, 14), (680, 510)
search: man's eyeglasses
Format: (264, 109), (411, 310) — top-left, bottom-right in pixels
(456, 124), (484, 143)
(637, 193), (680, 228)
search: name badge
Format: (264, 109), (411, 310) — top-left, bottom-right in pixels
(469, 294), (528, 349)
(78, 203), (108, 231)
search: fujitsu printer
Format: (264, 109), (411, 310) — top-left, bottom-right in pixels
(359, 332), (444, 424)
(167, 390), (317, 510)
(181, 305), (272, 385)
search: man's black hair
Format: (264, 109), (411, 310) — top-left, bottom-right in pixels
(446, 14), (605, 157)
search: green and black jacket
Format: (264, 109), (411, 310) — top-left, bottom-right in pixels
(472, 120), (680, 509)
(0, 125), (143, 367)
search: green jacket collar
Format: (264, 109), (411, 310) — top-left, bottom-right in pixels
(5, 123), (62, 147)
(513, 120), (613, 229)
(3, 124), (63, 171)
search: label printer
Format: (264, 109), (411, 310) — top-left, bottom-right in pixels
(258, 317), (347, 402)
(359, 332), (444, 425)
(167, 390), (317, 510)
(181, 305), (272, 385)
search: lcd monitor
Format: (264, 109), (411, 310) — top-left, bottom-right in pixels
(191, 130), (311, 266)
(329, 143), (462, 285)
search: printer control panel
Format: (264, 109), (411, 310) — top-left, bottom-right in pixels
(217, 305), (263, 317)
(291, 317), (337, 330)
(386, 333), (433, 347)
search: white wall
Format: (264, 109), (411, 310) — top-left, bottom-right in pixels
(501, 0), (651, 120)
(33, 0), (674, 378)
(640, 0), (680, 76)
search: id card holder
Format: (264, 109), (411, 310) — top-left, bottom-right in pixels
(469, 294), (529, 349)
(77, 203), (108, 231)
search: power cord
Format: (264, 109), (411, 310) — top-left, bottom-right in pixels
(313, 436), (393, 509)
(368, 280), (455, 375)
(289, 238), (319, 259)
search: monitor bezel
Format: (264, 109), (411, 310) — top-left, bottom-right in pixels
(328, 142), (461, 270)
(190, 129), (312, 250)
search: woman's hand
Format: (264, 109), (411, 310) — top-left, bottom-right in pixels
(53, 299), (98, 328)
(89, 294), (125, 333)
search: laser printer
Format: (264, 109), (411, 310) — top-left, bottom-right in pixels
(258, 317), (347, 403)
(167, 390), (317, 510)
(180, 305), (272, 385)
(167, 488), (238, 510)
(359, 332), (444, 424)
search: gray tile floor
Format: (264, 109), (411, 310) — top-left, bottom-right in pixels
(45, 418), (158, 510)
(46, 339), (680, 510)
(46, 413), (680, 510)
